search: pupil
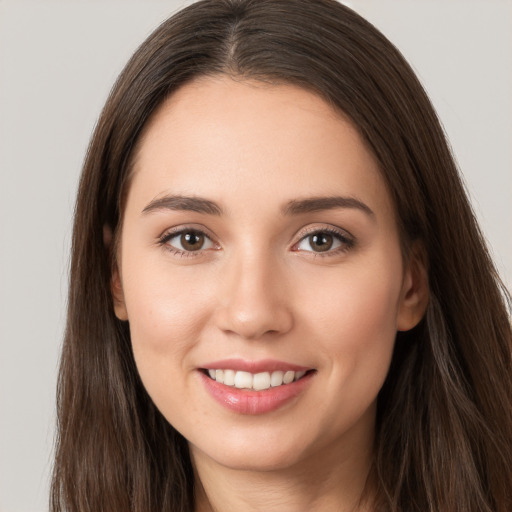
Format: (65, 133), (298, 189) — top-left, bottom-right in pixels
(181, 232), (204, 251)
(311, 233), (333, 252)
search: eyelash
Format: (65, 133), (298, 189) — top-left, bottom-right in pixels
(158, 227), (217, 258)
(292, 226), (355, 257)
(157, 226), (355, 258)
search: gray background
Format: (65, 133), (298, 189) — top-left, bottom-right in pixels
(0, 1), (510, 510)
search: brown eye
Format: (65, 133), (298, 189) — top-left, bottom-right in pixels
(295, 229), (351, 254)
(162, 229), (216, 254)
(308, 233), (333, 252)
(180, 232), (205, 251)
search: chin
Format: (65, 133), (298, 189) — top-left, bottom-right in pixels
(209, 449), (304, 473)
(189, 426), (316, 473)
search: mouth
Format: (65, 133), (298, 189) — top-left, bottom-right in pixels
(201, 368), (315, 391)
(198, 358), (317, 414)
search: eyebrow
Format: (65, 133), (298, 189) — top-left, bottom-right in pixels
(142, 195), (223, 215)
(282, 196), (375, 217)
(141, 194), (374, 218)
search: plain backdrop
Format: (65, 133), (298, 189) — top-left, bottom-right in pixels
(0, 1), (510, 510)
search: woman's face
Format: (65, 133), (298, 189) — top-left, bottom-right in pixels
(113, 77), (426, 472)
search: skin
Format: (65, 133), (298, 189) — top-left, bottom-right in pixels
(112, 76), (428, 511)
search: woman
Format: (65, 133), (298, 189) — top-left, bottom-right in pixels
(51, 0), (512, 510)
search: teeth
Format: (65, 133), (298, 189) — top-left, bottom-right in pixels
(206, 368), (308, 390)
(234, 371), (253, 389)
(223, 369), (235, 386)
(253, 372), (271, 391)
(270, 370), (284, 387)
(283, 370), (295, 384)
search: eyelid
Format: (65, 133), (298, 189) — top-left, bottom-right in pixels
(156, 223), (355, 257)
(291, 224), (355, 255)
(158, 224), (220, 256)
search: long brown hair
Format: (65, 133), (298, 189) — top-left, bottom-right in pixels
(51, 1), (512, 510)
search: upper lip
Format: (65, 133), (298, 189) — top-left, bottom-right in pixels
(199, 358), (312, 374)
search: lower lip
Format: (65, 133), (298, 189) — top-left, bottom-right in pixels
(199, 371), (315, 415)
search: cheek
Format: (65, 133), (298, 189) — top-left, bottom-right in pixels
(296, 257), (403, 384)
(121, 258), (218, 373)
(120, 262), (221, 426)
(301, 259), (401, 333)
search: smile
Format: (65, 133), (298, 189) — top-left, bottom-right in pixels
(199, 361), (316, 414)
(205, 369), (308, 391)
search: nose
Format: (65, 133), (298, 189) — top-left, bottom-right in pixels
(214, 251), (294, 340)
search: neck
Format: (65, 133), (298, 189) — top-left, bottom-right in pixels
(192, 424), (375, 512)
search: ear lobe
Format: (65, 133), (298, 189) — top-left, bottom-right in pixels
(396, 243), (429, 332)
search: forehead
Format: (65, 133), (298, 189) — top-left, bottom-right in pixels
(127, 76), (394, 221)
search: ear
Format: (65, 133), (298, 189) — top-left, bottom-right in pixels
(104, 224), (128, 321)
(111, 264), (129, 321)
(396, 242), (429, 332)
